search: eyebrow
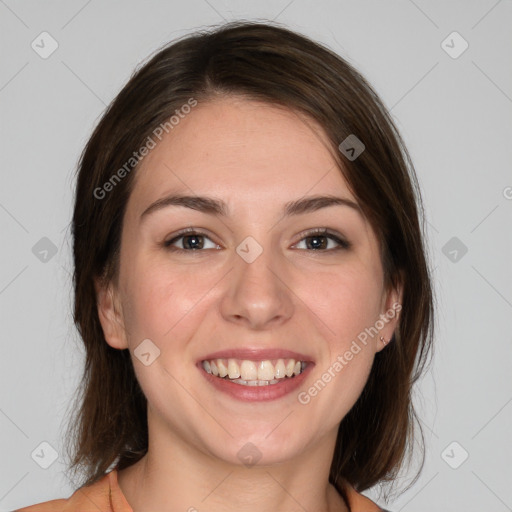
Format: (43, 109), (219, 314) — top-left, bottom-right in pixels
(140, 193), (361, 221)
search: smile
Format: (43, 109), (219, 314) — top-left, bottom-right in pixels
(202, 358), (307, 386)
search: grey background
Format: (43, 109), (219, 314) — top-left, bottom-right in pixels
(1, 1), (511, 511)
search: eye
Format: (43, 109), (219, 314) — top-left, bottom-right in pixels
(164, 229), (220, 251)
(163, 227), (350, 253)
(293, 228), (350, 251)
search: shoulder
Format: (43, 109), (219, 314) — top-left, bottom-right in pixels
(15, 472), (123, 512)
(340, 478), (388, 512)
(15, 498), (67, 512)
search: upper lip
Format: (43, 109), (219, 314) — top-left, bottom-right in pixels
(198, 348), (315, 363)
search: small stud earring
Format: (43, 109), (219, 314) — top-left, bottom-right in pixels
(380, 336), (389, 346)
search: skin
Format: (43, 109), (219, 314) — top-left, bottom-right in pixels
(96, 96), (401, 512)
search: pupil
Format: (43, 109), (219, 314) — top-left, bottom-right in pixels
(308, 236), (326, 250)
(184, 235), (203, 249)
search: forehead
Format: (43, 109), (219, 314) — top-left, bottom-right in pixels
(129, 97), (355, 211)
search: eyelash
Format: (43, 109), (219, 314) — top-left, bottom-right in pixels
(163, 227), (351, 253)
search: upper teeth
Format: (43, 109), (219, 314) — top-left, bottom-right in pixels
(202, 358), (306, 381)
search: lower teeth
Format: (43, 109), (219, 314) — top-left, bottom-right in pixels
(218, 374), (298, 386)
(230, 378), (281, 386)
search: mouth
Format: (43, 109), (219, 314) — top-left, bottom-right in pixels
(201, 357), (308, 386)
(197, 349), (314, 401)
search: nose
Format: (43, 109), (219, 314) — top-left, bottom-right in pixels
(219, 243), (295, 330)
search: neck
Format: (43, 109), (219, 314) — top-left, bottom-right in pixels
(117, 412), (348, 512)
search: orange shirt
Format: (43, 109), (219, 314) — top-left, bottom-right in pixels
(15, 469), (384, 511)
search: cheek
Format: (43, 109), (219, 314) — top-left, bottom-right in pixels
(298, 273), (378, 425)
(121, 258), (219, 343)
(301, 263), (384, 346)
(120, 263), (208, 402)
(296, 263), (382, 409)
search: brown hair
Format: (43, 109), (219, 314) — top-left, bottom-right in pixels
(65, 20), (434, 501)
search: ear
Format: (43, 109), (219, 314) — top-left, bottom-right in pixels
(375, 279), (403, 353)
(94, 277), (128, 350)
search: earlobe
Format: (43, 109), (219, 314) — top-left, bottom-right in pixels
(376, 282), (403, 353)
(94, 278), (128, 350)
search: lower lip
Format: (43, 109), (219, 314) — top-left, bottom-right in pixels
(198, 363), (314, 402)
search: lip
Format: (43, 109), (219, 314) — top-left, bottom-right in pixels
(198, 348), (315, 363)
(197, 348), (315, 402)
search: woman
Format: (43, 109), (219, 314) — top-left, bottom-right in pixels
(17, 20), (433, 512)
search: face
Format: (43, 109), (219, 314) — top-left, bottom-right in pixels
(96, 96), (400, 467)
